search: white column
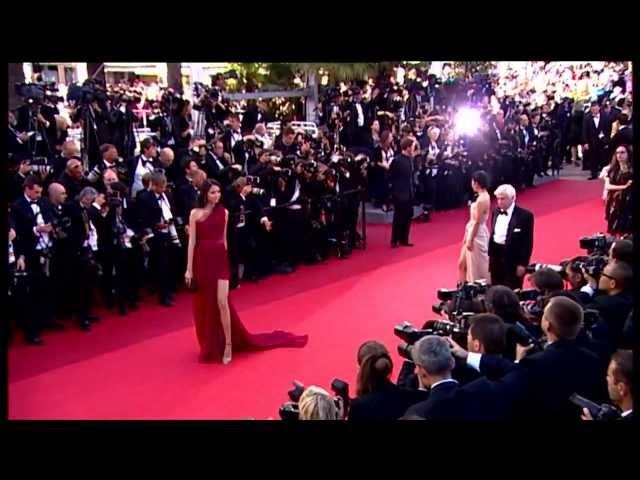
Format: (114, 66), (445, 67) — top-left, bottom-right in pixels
(23, 63), (33, 82)
(76, 63), (88, 83)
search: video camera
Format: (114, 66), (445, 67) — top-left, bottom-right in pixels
(579, 233), (614, 256)
(569, 393), (621, 421)
(67, 79), (108, 105)
(278, 379), (350, 421)
(432, 280), (488, 321)
(508, 321), (546, 351)
(394, 319), (467, 361)
(15, 81), (59, 104)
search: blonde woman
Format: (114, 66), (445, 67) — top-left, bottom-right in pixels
(298, 386), (342, 420)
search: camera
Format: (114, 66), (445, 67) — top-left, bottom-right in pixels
(578, 255), (608, 279)
(508, 321), (546, 350)
(525, 263), (565, 277)
(278, 379), (349, 420)
(432, 280), (488, 321)
(579, 233), (614, 256)
(395, 319), (467, 361)
(106, 190), (123, 208)
(569, 393), (621, 421)
(51, 216), (72, 240)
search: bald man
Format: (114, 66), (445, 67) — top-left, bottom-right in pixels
(157, 147), (180, 186)
(53, 139), (81, 179)
(46, 182), (74, 320)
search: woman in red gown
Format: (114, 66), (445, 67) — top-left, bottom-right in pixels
(184, 180), (308, 364)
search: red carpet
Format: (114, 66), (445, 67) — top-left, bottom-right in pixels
(8, 179), (606, 419)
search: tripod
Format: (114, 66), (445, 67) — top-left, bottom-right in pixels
(79, 104), (102, 170)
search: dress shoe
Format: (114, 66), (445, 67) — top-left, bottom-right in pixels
(79, 320), (91, 331)
(400, 242), (414, 247)
(87, 315), (100, 323)
(118, 305), (128, 316)
(26, 335), (44, 345)
(45, 322), (66, 331)
(160, 298), (175, 307)
(128, 302), (139, 311)
(391, 242), (399, 248)
(588, 176), (598, 180)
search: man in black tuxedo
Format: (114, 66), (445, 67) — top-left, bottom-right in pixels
(137, 172), (179, 306)
(221, 114), (247, 167)
(582, 100), (612, 180)
(404, 336), (460, 419)
(8, 110), (31, 164)
(610, 113), (632, 153)
(389, 137), (417, 248)
(346, 87), (372, 150)
(129, 138), (158, 198)
(10, 176), (61, 344)
(516, 113), (537, 187)
(66, 186), (102, 330)
(9, 160), (34, 203)
(224, 176), (273, 287)
(459, 297), (608, 421)
(58, 157), (91, 202)
(581, 349), (634, 422)
(489, 184), (534, 289)
(87, 144), (130, 187)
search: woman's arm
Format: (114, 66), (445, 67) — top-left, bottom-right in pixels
(185, 209), (198, 284)
(604, 176), (632, 192)
(466, 198), (487, 250)
(224, 209), (228, 251)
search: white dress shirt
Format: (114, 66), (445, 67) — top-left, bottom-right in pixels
(27, 195), (51, 251)
(621, 409), (632, 418)
(493, 202), (515, 245)
(355, 103), (364, 127)
(132, 155), (155, 197)
(593, 114), (600, 129)
(430, 378), (459, 390)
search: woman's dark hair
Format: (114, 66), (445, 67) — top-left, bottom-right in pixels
(472, 170), (490, 190)
(356, 341), (393, 397)
(609, 144), (633, 179)
(197, 179), (222, 208)
(485, 286), (526, 324)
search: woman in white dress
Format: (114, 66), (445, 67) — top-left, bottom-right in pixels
(458, 171), (491, 284)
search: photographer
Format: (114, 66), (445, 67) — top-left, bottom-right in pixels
(464, 297), (608, 421)
(8, 110), (32, 164)
(210, 140), (240, 186)
(404, 336), (460, 420)
(368, 130), (393, 210)
(10, 176), (61, 344)
(609, 238), (633, 265)
(298, 386), (344, 421)
(67, 186), (102, 330)
(102, 182), (140, 316)
(46, 182), (74, 321)
(224, 176), (273, 287)
(581, 350), (634, 422)
(9, 159), (34, 203)
(58, 158), (91, 202)
(130, 138), (158, 198)
(348, 341), (428, 421)
(221, 113), (246, 166)
(137, 172), (180, 307)
(109, 95), (137, 160)
(389, 137), (417, 248)
(52, 139), (80, 182)
(87, 144), (129, 187)
(563, 257), (594, 305)
(586, 261), (633, 351)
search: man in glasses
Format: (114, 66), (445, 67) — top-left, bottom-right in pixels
(587, 261), (633, 351)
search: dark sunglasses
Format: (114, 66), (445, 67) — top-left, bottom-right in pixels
(601, 272), (617, 281)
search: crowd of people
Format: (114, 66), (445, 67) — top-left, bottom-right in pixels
(6, 60), (634, 423)
(281, 234), (635, 421)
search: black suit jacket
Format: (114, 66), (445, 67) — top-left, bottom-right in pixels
(485, 339), (608, 421)
(349, 381), (429, 421)
(137, 190), (177, 234)
(582, 113), (612, 147)
(404, 380), (460, 419)
(489, 205), (534, 268)
(388, 154), (414, 203)
(11, 195), (55, 260)
(610, 126), (633, 152)
(587, 293), (633, 350)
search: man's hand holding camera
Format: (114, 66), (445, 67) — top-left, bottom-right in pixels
(445, 336), (469, 361)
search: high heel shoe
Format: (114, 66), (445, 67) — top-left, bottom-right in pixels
(223, 343), (233, 365)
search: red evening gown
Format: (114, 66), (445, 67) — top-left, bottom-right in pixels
(192, 206), (308, 363)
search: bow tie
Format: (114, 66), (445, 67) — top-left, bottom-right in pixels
(30, 200), (38, 205)
(498, 209), (508, 216)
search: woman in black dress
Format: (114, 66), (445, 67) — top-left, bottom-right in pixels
(604, 144), (633, 236)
